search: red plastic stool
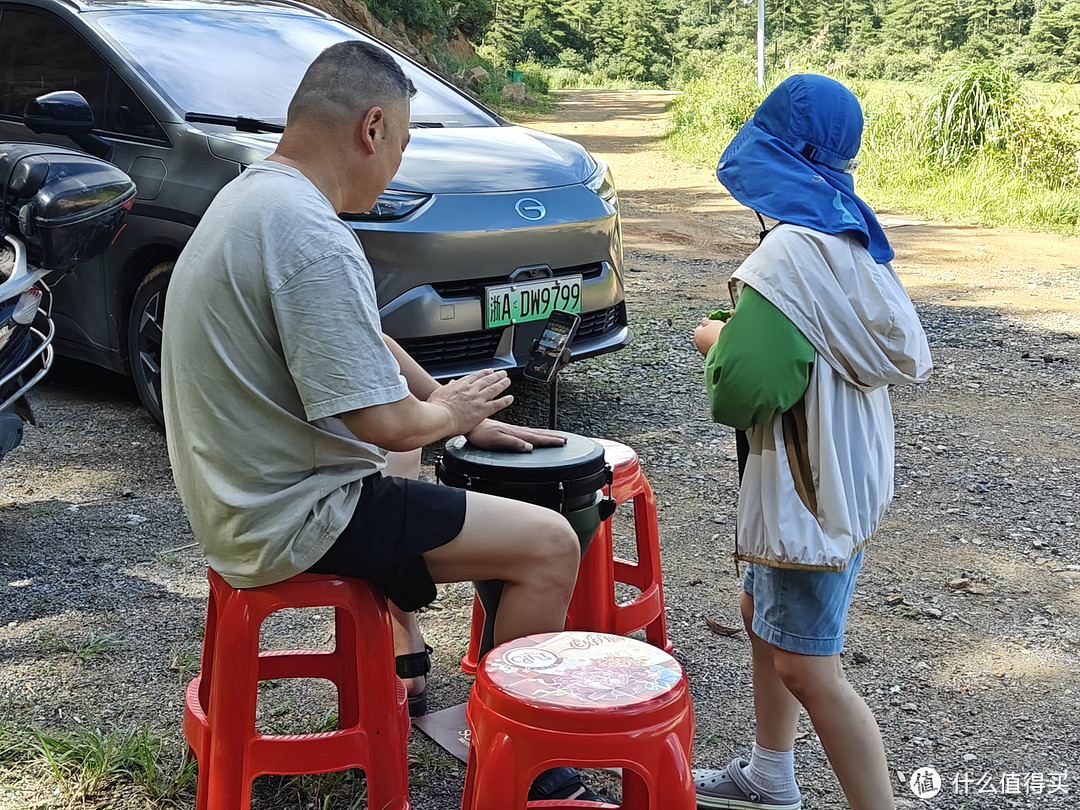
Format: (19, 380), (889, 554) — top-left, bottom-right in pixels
(183, 569), (411, 810)
(460, 439), (671, 675)
(567, 439), (671, 653)
(461, 631), (695, 810)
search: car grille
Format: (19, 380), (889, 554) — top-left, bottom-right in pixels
(397, 302), (627, 370)
(397, 329), (503, 367)
(430, 262), (606, 299)
(575, 302), (626, 342)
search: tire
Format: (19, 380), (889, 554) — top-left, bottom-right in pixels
(127, 261), (172, 427)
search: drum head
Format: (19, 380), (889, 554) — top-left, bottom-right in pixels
(439, 431), (605, 485)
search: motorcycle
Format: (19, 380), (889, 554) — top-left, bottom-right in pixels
(0, 143), (135, 461)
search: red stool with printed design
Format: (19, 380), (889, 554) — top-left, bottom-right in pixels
(460, 439), (670, 675)
(183, 569), (411, 810)
(461, 631), (695, 810)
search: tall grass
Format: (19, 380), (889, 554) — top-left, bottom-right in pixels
(1, 724), (196, 805)
(666, 53), (767, 163)
(924, 64), (1026, 165)
(665, 62), (1080, 234)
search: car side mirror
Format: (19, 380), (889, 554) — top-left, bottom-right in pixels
(23, 91), (95, 135)
(23, 91), (112, 161)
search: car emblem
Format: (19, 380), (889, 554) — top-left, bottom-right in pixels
(515, 198), (546, 221)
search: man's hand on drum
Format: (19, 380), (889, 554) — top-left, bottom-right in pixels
(426, 368), (514, 436)
(466, 421), (568, 452)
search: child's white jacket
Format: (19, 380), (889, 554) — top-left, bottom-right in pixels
(732, 224), (933, 570)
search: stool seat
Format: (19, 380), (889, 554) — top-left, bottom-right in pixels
(462, 631), (695, 810)
(183, 569), (411, 810)
(484, 633), (684, 715)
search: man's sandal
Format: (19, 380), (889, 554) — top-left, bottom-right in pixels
(395, 643), (432, 718)
(528, 766), (611, 804)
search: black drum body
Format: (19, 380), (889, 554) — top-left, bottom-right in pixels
(436, 431), (615, 659)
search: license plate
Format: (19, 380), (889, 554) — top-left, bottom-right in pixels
(484, 275), (582, 329)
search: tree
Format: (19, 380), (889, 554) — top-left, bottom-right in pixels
(483, 0), (526, 68)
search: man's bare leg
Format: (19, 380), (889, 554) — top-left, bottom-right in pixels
(423, 490), (580, 644)
(383, 450), (428, 702)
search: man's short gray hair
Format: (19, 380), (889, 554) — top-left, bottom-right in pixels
(289, 40), (417, 125)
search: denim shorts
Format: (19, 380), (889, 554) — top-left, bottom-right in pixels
(743, 550), (864, 656)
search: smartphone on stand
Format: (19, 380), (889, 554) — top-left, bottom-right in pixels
(523, 310), (581, 384)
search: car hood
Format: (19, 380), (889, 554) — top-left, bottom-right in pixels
(204, 125), (595, 194)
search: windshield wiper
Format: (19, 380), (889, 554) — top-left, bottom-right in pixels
(409, 121), (445, 128)
(185, 113), (285, 133)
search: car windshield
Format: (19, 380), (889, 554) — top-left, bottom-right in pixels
(91, 9), (497, 128)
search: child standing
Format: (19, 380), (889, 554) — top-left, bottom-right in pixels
(691, 74), (932, 810)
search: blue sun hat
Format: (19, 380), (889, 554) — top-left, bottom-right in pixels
(717, 73), (893, 264)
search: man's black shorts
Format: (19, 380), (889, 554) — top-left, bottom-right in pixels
(306, 473), (466, 612)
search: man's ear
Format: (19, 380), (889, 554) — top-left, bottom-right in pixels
(357, 106), (384, 155)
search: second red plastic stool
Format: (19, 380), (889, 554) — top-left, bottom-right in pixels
(461, 631), (695, 810)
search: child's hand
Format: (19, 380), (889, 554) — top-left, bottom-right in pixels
(694, 316), (726, 356)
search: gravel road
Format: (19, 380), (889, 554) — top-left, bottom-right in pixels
(2, 90), (1079, 810)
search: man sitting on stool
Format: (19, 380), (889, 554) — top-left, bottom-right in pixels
(162, 40), (604, 804)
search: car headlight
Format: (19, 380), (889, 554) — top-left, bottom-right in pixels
(342, 190), (432, 221)
(585, 161), (617, 202)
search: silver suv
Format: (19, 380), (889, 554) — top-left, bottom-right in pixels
(0, 0), (629, 424)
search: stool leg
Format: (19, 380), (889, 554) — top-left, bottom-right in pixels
(462, 731), (524, 810)
(629, 483), (671, 653)
(621, 767), (651, 810)
(657, 730), (696, 810)
(461, 592), (484, 675)
(333, 605), (360, 729)
(197, 583), (219, 712)
(190, 745), (210, 810)
(566, 520), (616, 632)
(204, 589), (262, 810)
(348, 586), (411, 810)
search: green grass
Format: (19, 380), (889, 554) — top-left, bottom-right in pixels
(168, 643), (199, 677)
(539, 66), (662, 91)
(41, 629), (119, 661)
(665, 68), (1080, 234)
(11, 724), (196, 804)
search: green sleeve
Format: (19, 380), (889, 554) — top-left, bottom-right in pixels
(703, 285), (815, 430)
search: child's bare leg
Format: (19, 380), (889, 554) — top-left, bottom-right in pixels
(773, 649), (892, 810)
(742, 591), (801, 751)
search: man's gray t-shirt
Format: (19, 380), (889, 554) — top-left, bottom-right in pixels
(162, 160), (409, 588)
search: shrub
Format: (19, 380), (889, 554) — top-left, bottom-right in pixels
(923, 63), (1028, 166)
(1005, 94), (1080, 190)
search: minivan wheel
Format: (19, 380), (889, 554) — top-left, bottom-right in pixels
(127, 262), (172, 427)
